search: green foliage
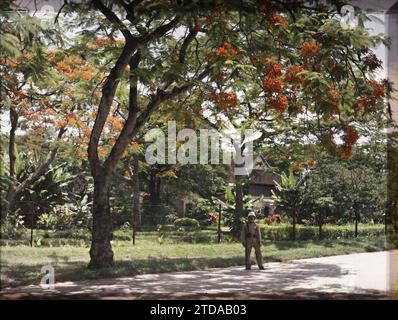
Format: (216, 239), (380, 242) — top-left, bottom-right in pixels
(387, 133), (398, 247)
(68, 195), (93, 229)
(186, 197), (217, 225)
(173, 218), (200, 228)
(299, 153), (386, 224)
(259, 223), (384, 241)
(180, 232), (213, 244)
(222, 185), (264, 236)
(0, 213), (25, 239)
(272, 169), (309, 226)
(36, 206), (74, 231)
(142, 204), (177, 225)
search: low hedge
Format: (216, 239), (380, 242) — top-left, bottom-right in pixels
(173, 218), (200, 228)
(259, 223), (385, 241)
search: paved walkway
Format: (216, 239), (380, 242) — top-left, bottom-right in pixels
(1, 251), (396, 299)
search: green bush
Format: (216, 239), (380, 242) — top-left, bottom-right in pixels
(259, 223), (385, 241)
(142, 204), (176, 225)
(157, 224), (177, 232)
(186, 198), (216, 225)
(181, 232), (213, 243)
(174, 218), (200, 228)
(113, 229), (132, 241)
(0, 214), (26, 239)
(51, 228), (91, 240)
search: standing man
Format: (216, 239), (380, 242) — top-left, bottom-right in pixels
(241, 211), (265, 270)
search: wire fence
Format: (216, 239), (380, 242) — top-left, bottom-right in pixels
(1, 201), (227, 247)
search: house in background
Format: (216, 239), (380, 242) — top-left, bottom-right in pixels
(171, 154), (280, 217)
(228, 154), (281, 216)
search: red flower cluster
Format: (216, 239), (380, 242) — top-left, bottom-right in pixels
(216, 42), (239, 60)
(342, 125), (359, 145)
(284, 65), (305, 87)
(263, 76), (284, 93)
(363, 53), (382, 70)
(340, 145), (353, 159)
(260, 58), (289, 113)
(300, 41), (321, 61)
(355, 79), (385, 113)
(322, 216), (337, 224)
(207, 212), (219, 223)
(368, 79), (385, 98)
(210, 91), (238, 111)
(271, 15), (289, 29)
(193, 22), (202, 31)
(306, 159), (317, 169)
(269, 95), (288, 113)
(264, 214), (281, 225)
(327, 86), (342, 115)
(260, 0), (289, 29)
(324, 57), (337, 70)
(271, 214), (281, 223)
(289, 159), (316, 172)
(339, 125), (359, 159)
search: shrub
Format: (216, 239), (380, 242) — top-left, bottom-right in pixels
(264, 214), (282, 225)
(37, 206), (74, 231)
(50, 228), (91, 240)
(206, 212), (219, 224)
(181, 232), (213, 243)
(142, 204), (176, 225)
(186, 198), (217, 225)
(259, 223), (384, 241)
(174, 218), (200, 228)
(0, 214), (26, 239)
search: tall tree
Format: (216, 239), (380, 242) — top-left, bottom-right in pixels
(51, 0), (388, 267)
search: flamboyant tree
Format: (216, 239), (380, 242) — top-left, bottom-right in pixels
(51, 0), (389, 268)
(0, 8), (102, 219)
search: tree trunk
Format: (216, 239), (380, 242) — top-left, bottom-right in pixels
(132, 156), (141, 229)
(88, 177), (114, 268)
(155, 176), (161, 204)
(218, 204), (222, 243)
(318, 212), (323, 240)
(292, 210), (296, 241)
(384, 212), (388, 235)
(235, 181), (244, 217)
(149, 172), (161, 205)
(355, 212), (359, 238)
(2, 107), (18, 220)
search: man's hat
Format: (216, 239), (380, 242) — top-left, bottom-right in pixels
(248, 211), (256, 218)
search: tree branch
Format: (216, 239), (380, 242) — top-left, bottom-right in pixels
(92, 0), (133, 41)
(14, 126), (67, 195)
(88, 41), (137, 176)
(104, 51), (141, 174)
(179, 28), (198, 64)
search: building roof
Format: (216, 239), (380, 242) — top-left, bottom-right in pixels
(387, 1), (398, 13)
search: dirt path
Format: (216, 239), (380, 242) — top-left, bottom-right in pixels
(1, 251), (396, 299)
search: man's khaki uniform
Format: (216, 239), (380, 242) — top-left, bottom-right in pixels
(241, 221), (263, 269)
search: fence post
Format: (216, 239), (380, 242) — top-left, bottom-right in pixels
(30, 211), (34, 247)
(132, 223), (136, 245)
(218, 204), (222, 243)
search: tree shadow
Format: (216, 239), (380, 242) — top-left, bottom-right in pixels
(0, 259), (389, 300)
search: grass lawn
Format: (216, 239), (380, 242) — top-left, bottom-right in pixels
(0, 235), (387, 288)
